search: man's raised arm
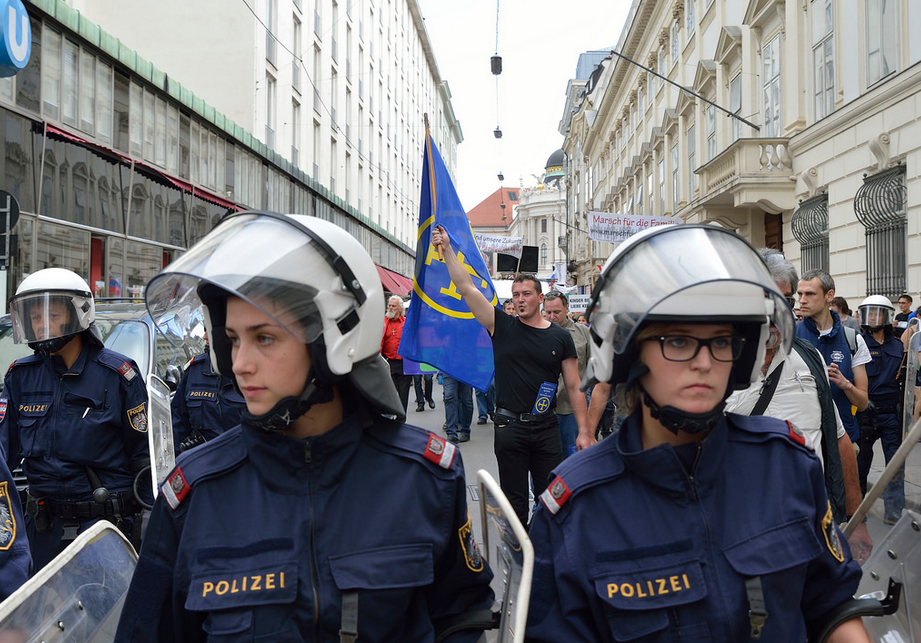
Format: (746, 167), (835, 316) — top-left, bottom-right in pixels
(432, 225), (497, 335)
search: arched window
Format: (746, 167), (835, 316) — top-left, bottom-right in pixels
(540, 243), (548, 268)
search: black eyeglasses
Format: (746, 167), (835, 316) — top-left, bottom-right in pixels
(644, 335), (746, 363)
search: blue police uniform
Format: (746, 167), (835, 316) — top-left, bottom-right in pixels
(525, 412), (862, 642)
(0, 342), (149, 570)
(796, 311), (860, 441)
(0, 452), (31, 599)
(858, 330), (905, 522)
(115, 406), (495, 642)
(171, 352), (246, 447)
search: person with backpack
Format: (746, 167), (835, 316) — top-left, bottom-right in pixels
(795, 270), (870, 443)
(726, 251), (871, 562)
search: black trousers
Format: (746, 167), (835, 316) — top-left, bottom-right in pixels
(387, 358), (413, 413)
(493, 413), (563, 528)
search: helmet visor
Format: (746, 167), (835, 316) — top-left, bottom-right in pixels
(858, 305), (893, 328)
(10, 292), (91, 344)
(146, 213), (334, 345)
(588, 225), (794, 357)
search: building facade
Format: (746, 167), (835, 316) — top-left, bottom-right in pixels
(0, 0), (457, 307)
(563, 0), (921, 300)
(512, 150), (569, 281)
(65, 0), (462, 249)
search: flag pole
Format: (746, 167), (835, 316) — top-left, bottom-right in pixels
(424, 114), (442, 261)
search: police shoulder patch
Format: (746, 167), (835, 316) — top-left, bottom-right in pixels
(0, 400), (7, 424)
(162, 467), (192, 510)
(118, 361), (137, 381)
(0, 481), (17, 550)
(540, 475), (573, 515)
(458, 507), (485, 572)
(786, 420), (806, 447)
(423, 434), (456, 470)
(821, 501), (845, 562)
(127, 402), (148, 433)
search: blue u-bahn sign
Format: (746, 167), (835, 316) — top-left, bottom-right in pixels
(0, 0), (31, 78)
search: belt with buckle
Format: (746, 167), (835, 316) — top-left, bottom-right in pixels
(495, 406), (553, 423)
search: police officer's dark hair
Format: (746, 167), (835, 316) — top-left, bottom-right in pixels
(757, 248), (798, 293)
(801, 269), (835, 294)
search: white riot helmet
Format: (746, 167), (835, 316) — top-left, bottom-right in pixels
(585, 225), (794, 392)
(857, 295), (895, 331)
(146, 211), (403, 429)
(10, 268), (102, 353)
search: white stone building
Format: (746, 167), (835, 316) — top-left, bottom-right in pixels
(65, 0), (463, 250)
(563, 0), (921, 301)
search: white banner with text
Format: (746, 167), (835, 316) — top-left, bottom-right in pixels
(587, 212), (682, 243)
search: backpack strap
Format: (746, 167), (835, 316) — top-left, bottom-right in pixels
(843, 325), (857, 356)
(791, 338), (847, 522)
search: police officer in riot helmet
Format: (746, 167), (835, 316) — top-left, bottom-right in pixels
(171, 333), (247, 453)
(1, 268), (150, 571)
(525, 225), (869, 642)
(115, 211), (493, 642)
(855, 295), (906, 525)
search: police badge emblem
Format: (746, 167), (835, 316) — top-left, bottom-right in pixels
(821, 501), (845, 562)
(0, 482), (17, 551)
(423, 434), (456, 469)
(539, 475), (573, 515)
(127, 402), (148, 433)
(458, 509), (485, 572)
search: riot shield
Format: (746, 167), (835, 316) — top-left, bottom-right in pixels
(0, 521), (137, 642)
(853, 510), (920, 641)
(147, 374), (176, 499)
(842, 328), (921, 642)
(477, 470), (533, 643)
(903, 324), (920, 443)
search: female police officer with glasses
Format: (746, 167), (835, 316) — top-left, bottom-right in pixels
(525, 225), (869, 643)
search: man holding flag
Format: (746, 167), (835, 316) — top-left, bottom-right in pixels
(432, 228), (594, 527)
(400, 118), (593, 526)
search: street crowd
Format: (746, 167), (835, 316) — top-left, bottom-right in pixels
(0, 212), (912, 641)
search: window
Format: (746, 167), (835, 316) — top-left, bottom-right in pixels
(636, 179), (644, 216)
(42, 28), (62, 119)
(686, 0), (695, 35)
(540, 243), (548, 267)
(265, 0), (276, 65)
(62, 39), (78, 126)
(854, 166), (906, 297)
(671, 22), (679, 63)
(658, 160), (665, 214)
(331, 68), (338, 126)
(637, 86), (644, 116)
(97, 62), (113, 143)
(265, 75), (276, 148)
(792, 194), (829, 275)
(647, 171), (654, 215)
(658, 47), (666, 86)
(313, 46), (321, 112)
(671, 142), (679, 208)
(762, 35), (782, 137)
(866, 0), (898, 85)
(687, 125), (697, 195)
(541, 218), (547, 233)
(292, 101), (300, 166)
(114, 71), (129, 152)
(79, 49), (95, 134)
(812, 0), (835, 119)
(293, 17), (302, 94)
(705, 105), (716, 161)
(729, 74), (742, 141)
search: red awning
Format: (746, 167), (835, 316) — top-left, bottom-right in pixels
(376, 265), (413, 297)
(46, 123), (132, 165)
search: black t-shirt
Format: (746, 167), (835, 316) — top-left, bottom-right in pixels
(491, 311), (577, 413)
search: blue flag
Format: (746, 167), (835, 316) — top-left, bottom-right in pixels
(398, 127), (497, 391)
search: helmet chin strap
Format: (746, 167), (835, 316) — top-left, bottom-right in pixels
(243, 368), (335, 433)
(29, 334), (75, 355)
(642, 390), (726, 436)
